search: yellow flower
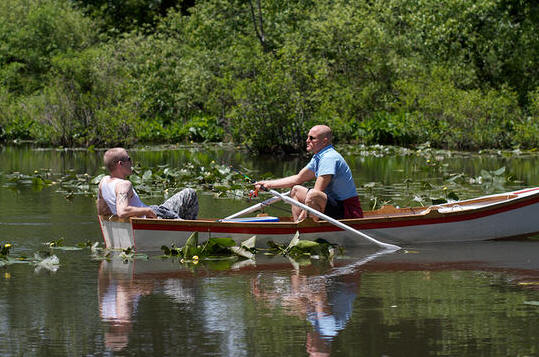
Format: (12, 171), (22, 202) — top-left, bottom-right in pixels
(192, 255), (199, 261)
(4, 244), (11, 248)
(4, 272), (10, 279)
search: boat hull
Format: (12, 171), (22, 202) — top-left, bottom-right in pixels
(99, 187), (539, 251)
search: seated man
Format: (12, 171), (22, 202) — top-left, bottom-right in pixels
(97, 147), (198, 220)
(254, 125), (363, 221)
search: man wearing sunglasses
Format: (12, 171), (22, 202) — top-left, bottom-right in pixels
(254, 125), (363, 221)
(97, 147), (198, 220)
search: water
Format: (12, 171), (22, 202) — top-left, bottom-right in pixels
(0, 144), (538, 356)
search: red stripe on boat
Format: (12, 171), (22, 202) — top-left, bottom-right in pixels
(131, 194), (538, 234)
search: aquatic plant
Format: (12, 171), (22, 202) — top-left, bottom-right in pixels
(1, 242), (13, 257)
(118, 247), (149, 262)
(159, 231), (338, 266)
(43, 238), (103, 253)
(266, 232), (338, 261)
(160, 232), (256, 262)
(0, 242), (61, 271)
(127, 161), (251, 199)
(0, 160), (254, 199)
(0, 243), (29, 267)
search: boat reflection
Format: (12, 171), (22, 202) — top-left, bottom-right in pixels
(97, 241), (538, 353)
(97, 247), (387, 353)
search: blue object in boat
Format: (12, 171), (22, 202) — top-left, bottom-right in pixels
(224, 216), (280, 222)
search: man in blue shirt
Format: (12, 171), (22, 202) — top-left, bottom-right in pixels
(254, 125), (363, 221)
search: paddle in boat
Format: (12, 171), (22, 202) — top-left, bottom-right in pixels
(98, 187), (539, 252)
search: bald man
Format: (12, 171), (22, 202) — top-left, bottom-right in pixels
(254, 125), (363, 221)
(97, 148), (198, 220)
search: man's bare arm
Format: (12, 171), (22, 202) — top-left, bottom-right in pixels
(255, 167), (316, 190)
(115, 180), (156, 218)
(313, 174), (332, 192)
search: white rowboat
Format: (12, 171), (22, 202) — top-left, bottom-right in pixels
(98, 187), (539, 251)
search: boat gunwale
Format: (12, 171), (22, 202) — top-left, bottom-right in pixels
(115, 187), (539, 234)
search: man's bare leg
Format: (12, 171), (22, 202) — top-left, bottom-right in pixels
(304, 189), (327, 222)
(290, 185), (309, 221)
(291, 186), (328, 222)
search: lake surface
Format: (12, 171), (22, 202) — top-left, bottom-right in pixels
(0, 144), (538, 356)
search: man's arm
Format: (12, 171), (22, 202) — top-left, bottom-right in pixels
(313, 174), (332, 192)
(115, 180), (156, 218)
(255, 167), (316, 190)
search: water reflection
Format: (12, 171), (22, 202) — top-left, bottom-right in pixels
(251, 272), (357, 355)
(95, 241), (539, 354)
(98, 261), (151, 351)
(97, 249), (391, 354)
(251, 249), (393, 356)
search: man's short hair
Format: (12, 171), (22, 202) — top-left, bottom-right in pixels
(103, 148), (127, 172)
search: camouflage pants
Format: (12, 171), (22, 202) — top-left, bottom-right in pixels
(151, 188), (198, 220)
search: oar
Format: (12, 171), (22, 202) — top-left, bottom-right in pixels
(221, 191), (291, 221)
(265, 188), (401, 251)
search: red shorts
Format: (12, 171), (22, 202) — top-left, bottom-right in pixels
(324, 195), (364, 219)
(342, 196), (364, 219)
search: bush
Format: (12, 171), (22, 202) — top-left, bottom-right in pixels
(19, 45), (140, 146)
(358, 112), (417, 146)
(228, 46), (326, 154)
(0, 0), (97, 95)
(1, 0), (537, 150)
(392, 66), (526, 149)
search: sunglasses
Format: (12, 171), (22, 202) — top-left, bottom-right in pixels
(307, 135), (317, 141)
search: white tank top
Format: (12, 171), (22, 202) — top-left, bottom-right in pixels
(100, 177), (146, 215)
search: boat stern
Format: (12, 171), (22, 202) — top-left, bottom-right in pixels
(98, 215), (135, 250)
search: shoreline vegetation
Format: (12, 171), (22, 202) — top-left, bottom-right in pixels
(1, 0), (537, 153)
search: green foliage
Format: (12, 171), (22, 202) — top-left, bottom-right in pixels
(358, 112), (417, 146)
(266, 234), (337, 261)
(160, 232), (336, 264)
(392, 66), (529, 149)
(0, 159), (252, 199)
(134, 116), (224, 143)
(160, 233), (254, 261)
(379, 0), (539, 104)
(0, 0), (538, 151)
(73, 0), (189, 33)
(229, 48), (324, 153)
(0, 0), (97, 95)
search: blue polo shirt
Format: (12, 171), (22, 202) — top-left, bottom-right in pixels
(305, 145), (358, 202)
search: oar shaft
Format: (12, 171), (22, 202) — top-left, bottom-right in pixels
(222, 191), (290, 220)
(268, 189), (400, 251)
